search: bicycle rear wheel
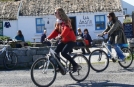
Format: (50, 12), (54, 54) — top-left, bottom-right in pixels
(118, 48), (133, 68)
(89, 49), (109, 72)
(31, 58), (57, 87)
(3, 52), (18, 70)
(69, 54), (90, 82)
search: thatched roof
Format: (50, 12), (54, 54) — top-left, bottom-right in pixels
(0, 0), (122, 20)
(0, 1), (20, 20)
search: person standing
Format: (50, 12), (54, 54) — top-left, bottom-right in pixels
(83, 29), (92, 53)
(83, 29), (92, 46)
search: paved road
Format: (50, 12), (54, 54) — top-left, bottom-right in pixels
(0, 62), (134, 87)
(0, 48), (134, 87)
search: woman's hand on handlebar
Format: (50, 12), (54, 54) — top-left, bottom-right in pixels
(98, 32), (108, 37)
(55, 35), (61, 40)
(44, 38), (49, 41)
(98, 34), (103, 37)
(103, 32), (108, 35)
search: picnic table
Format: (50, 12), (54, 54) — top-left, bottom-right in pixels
(31, 42), (43, 47)
(32, 37), (41, 42)
(8, 40), (24, 48)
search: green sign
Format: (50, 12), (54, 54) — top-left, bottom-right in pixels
(0, 22), (3, 36)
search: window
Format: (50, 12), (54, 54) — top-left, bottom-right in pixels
(36, 18), (45, 33)
(95, 15), (105, 30)
(123, 8), (127, 15)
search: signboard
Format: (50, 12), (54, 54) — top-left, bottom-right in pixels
(77, 15), (93, 28)
(123, 23), (133, 38)
(0, 22), (3, 36)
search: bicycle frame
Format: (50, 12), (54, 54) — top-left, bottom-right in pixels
(45, 40), (70, 74)
(101, 41), (117, 59)
(0, 45), (11, 61)
(99, 35), (126, 60)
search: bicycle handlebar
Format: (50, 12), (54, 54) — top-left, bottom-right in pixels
(98, 34), (108, 42)
(45, 39), (59, 47)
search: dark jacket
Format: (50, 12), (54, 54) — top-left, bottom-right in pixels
(77, 32), (84, 38)
(102, 19), (127, 44)
(41, 34), (46, 43)
(83, 33), (92, 44)
(15, 35), (25, 41)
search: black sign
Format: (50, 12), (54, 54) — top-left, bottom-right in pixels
(123, 23), (133, 38)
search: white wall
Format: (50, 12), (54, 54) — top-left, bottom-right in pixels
(3, 20), (18, 39)
(18, 16), (56, 42)
(3, 12), (123, 42)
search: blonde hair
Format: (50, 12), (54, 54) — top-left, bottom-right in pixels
(56, 7), (72, 29)
(77, 28), (81, 31)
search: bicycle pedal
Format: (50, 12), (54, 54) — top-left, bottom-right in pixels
(39, 65), (44, 69)
(112, 58), (116, 62)
(7, 58), (12, 61)
(60, 69), (66, 75)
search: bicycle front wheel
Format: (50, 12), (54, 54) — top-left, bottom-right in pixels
(89, 49), (109, 72)
(118, 48), (133, 68)
(69, 54), (90, 82)
(3, 52), (18, 70)
(31, 58), (57, 87)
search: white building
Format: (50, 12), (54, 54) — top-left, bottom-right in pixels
(0, 0), (124, 42)
(122, 0), (134, 15)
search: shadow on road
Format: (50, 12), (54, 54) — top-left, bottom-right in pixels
(65, 80), (134, 87)
(123, 67), (134, 72)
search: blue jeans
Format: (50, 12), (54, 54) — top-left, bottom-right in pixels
(107, 41), (111, 57)
(107, 41), (125, 59)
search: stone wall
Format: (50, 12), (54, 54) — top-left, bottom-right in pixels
(0, 45), (55, 68)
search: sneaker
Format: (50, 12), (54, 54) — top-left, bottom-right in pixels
(118, 57), (126, 62)
(118, 54), (126, 62)
(118, 58), (125, 62)
(112, 58), (116, 62)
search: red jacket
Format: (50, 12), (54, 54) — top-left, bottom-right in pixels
(47, 23), (76, 43)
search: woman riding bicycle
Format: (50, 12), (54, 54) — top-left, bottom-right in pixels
(46, 7), (79, 72)
(99, 12), (127, 61)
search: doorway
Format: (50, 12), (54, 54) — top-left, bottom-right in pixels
(0, 21), (3, 36)
(69, 17), (76, 35)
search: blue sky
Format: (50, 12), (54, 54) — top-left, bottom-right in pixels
(122, 0), (134, 6)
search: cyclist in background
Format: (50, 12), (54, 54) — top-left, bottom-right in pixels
(99, 12), (127, 61)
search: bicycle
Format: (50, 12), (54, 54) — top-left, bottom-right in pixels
(89, 35), (133, 72)
(0, 41), (18, 70)
(30, 39), (90, 87)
